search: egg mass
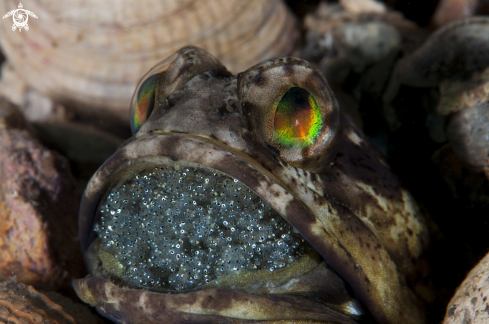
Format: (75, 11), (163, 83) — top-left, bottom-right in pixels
(95, 166), (313, 291)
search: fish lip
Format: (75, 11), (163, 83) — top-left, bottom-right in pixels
(79, 132), (313, 255)
(73, 271), (363, 323)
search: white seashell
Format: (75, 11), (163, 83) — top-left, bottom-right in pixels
(0, 0), (298, 120)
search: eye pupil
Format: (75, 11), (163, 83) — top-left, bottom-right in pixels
(130, 74), (159, 134)
(273, 87), (322, 148)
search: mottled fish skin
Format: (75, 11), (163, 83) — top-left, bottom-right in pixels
(76, 47), (430, 324)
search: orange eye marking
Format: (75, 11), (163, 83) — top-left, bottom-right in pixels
(273, 87), (322, 148)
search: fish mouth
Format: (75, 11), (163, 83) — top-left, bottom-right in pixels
(92, 163), (315, 292)
(80, 131), (324, 293)
(78, 133), (365, 321)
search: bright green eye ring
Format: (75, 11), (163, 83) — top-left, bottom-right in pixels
(273, 87), (322, 148)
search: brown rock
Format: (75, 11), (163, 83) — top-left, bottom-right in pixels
(383, 17), (489, 130)
(432, 0), (478, 27)
(443, 252), (489, 324)
(0, 280), (104, 324)
(436, 69), (489, 116)
(0, 98), (85, 290)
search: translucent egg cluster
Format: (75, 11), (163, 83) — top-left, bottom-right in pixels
(94, 166), (312, 291)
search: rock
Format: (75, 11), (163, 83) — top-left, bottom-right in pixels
(446, 102), (489, 172)
(0, 98), (85, 290)
(0, 280), (104, 324)
(443, 251), (489, 324)
(431, 0), (478, 27)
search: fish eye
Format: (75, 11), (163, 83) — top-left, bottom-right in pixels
(130, 74), (158, 134)
(273, 87), (322, 149)
(129, 52), (180, 134)
(238, 58), (341, 172)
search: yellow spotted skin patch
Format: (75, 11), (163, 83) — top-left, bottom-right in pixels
(130, 74), (159, 134)
(273, 87), (322, 148)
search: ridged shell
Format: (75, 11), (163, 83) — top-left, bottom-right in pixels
(0, 0), (298, 120)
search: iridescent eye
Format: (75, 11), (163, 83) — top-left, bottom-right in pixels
(273, 87), (322, 148)
(129, 52), (180, 134)
(238, 58), (340, 172)
(130, 74), (158, 134)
